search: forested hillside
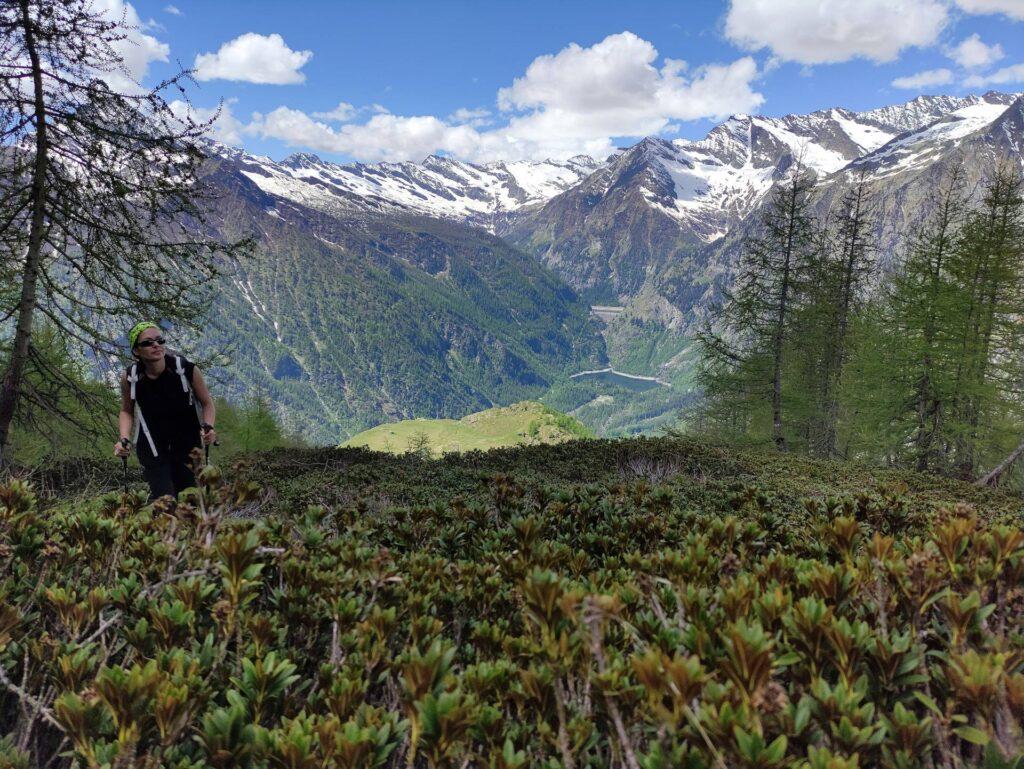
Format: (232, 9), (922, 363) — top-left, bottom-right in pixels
(188, 162), (606, 443)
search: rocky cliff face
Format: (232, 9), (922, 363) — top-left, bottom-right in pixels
(504, 91), (1023, 319)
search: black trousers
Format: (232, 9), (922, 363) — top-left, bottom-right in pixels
(140, 451), (197, 501)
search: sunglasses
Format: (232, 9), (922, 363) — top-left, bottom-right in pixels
(136, 337), (166, 348)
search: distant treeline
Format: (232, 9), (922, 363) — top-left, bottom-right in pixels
(694, 161), (1024, 486)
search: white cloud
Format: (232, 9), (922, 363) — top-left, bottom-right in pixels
(948, 34), (1004, 69)
(493, 32), (762, 151)
(312, 102), (356, 122)
(164, 5), (182, 15)
(449, 107), (492, 126)
(963, 62), (1024, 86)
(169, 100), (245, 145)
(247, 108), (482, 162)
(245, 32), (764, 162)
(194, 33), (312, 84)
(725, 0), (948, 64)
(953, 0), (1024, 19)
(92, 0), (170, 91)
(891, 68), (954, 89)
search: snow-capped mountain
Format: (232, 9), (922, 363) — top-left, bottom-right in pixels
(210, 90), (1023, 312)
(193, 90), (1024, 438)
(212, 91), (1020, 246)
(503, 91), (1023, 306)
(850, 93), (1022, 178)
(600, 91), (1021, 246)
(214, 143), (601, 226)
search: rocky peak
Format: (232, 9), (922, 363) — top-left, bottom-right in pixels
(281, 152), (324, 170)
(984, 94), (1024, 154)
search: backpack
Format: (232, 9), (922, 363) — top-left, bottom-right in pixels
(126, 354), (201, 457)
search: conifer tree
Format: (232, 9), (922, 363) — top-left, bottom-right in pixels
(883, 165), (968, 472)
(0, 0), (244, 464)
(697, 164), (818, 449)
(814, 174), (876, 457)
(945, 163), (1024, 478)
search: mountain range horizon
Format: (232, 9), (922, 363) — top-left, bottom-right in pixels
(180, 87), (1024, 443)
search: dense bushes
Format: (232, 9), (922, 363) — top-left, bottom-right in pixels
(3, 440), (1023, 767)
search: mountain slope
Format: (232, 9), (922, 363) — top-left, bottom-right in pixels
(340, 400), (592, 454)
(217, 144), (601, 227)
(178, 91), (1024, 441)
(191, 160), (605, 443)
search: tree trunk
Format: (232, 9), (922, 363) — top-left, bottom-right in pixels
(771, 180), (799, 452)
(0, 0), (48, 466)
(976, 439), (1024, 487)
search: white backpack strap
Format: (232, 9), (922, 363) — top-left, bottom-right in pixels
(134, 404), (158, 457)
(127, 363), (139, 401)
(127, 362), (158, 457)
(175, 355), (193, 405)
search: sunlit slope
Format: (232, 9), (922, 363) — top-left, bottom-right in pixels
(340, 401), (593, 454)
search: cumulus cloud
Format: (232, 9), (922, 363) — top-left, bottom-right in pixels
(194, 33), (312, 84)
(963, 63), (1024, 87)
(948, 34), (1004, 70)
(163, 5), (182, 15)
(448, 107), (492, 126)
(953, 0), (1024, 19)
(724, 0), (948, 64)
(169, 100), (245, 145)
(312, 102), (357, 122)
(246, 32), (764, 162)
(891, 68), (954, 89)
(498, 33), (761, 127)
(247, 108), (481, 162)
(92, 0), (169, 91)
(492, 32), (763, 158)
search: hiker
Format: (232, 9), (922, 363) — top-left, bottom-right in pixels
(113, 322), (217, 500)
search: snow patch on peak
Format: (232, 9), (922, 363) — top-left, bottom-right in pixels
(851, 97), (1019, 178)
(227, 147), (603, 226)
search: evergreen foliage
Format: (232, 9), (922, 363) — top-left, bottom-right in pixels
(213, 396), (302, 457)
(696, 162), (1024, 486)
(696, 165), (819, 450)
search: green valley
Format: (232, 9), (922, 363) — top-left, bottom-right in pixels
(340, 400), (592, 455)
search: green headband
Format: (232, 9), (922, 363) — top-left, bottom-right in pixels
(128, 321), (160, 349)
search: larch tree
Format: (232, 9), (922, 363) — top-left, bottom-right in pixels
(697, 163), (819, 450)
(882, 164), (968, 472)
(0, 0), (244, 464)
(814, 172), (876, 458)
(946, 163), (1024, 479)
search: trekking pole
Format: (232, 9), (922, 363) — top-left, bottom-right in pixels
(202, 426), (219, 466)
(120, 438), (130, 494)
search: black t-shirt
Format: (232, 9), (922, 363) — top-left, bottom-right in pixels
(132, 355), (202, 461)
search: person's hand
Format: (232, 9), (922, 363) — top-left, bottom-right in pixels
(202, 425), (217, 445)
(114, 438), (131, 457)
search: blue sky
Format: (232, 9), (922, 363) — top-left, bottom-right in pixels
(118, 0), (1024, 163)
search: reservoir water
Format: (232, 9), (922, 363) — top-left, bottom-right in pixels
(570, 367), (669, 392)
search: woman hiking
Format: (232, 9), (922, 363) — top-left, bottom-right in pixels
(113, 322), (217, 501)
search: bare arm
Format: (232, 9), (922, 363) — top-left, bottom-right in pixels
(192, 367), (217, 444)
(115, 373), (132, 456)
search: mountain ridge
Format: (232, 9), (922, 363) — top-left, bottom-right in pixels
(212, 91), (1020, 237)
(192, 90), (1024, 440)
